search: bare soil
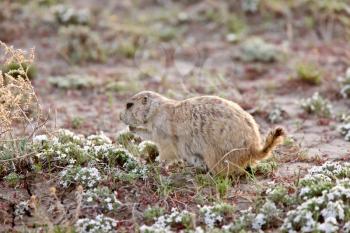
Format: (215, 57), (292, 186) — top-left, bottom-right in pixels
(1, 0), (350, 232)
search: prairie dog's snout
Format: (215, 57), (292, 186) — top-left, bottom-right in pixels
(121, 91), (286, 176)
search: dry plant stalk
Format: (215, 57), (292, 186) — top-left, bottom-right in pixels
(49, 187), (67, 224)
(73, 185), (84, 223)
(0, 41), (41, 137)
(29, 195), (54, 231)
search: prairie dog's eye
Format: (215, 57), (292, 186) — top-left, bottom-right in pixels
(142, 96), (148, 105)
(126, 102), (134, 109)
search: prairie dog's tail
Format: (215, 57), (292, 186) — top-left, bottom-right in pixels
(255, 127), (286, 160)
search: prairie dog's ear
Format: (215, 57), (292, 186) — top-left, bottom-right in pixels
(143, 97), (160, 123)
(142, 96), (148, 105)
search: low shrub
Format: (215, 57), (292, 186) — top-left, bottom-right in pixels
(58, 26), (106, 64)
(53, 4), (91, 26)
(75, 214), (117, 233)
(300, 92), (333, 118)
(296, 62), (322, 85)
(238, 37), (281, 63)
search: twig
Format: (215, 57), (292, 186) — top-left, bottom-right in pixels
(209, 147), (248, 174)
(0, 152), (35, 162)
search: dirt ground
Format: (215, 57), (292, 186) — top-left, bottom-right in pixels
(1, 0), (350, 232)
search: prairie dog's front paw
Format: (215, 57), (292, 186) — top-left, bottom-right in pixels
(183, 154), (208, 172)
(158, 151), (180, 162)
(129, 126), (151, 140)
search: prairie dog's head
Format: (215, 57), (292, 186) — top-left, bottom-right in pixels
(120, 91), (168, 129)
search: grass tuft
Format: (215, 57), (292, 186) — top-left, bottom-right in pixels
(296, 62), (322, 85)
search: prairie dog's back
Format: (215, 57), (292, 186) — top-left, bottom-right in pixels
(170, 96), (262, 151)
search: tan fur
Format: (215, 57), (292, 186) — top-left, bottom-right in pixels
(120, 91), (286, 176)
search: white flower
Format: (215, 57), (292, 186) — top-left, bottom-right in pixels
(75, 214), (117, 233)
(300, 187), (311, 198)
(87, 132), (112, 145)
(226, 33), (238, 43)
(321, 200), (344, 221)
(281, 163), (350, 233)
(69, 158), (76, 164)
(318, 217), (339, 233)
(343, 221), (350, 233)
(199, 203), (233, 229)
(141, 208), (192, 231)
(60, 166), (101, 189)
(83, 187), (121, 212)
(15, 201), (30, 219)
(33, 135), (48, 144)
(52, 137), (59, 144)
(139, 224), (169, 233)
(339, 123), (350, 141)
(252, 213), (266, 230)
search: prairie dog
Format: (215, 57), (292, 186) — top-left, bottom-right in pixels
(120, 91), (285, 176)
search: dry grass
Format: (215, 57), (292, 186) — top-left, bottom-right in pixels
(0, 42), (39, 134)
(0, 42), (46, 179)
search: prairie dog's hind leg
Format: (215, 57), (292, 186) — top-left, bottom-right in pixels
(158, 141), (179, 162)
(177, 141), (208, 171)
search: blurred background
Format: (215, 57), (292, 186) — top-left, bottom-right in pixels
(1, 0), (349, 142)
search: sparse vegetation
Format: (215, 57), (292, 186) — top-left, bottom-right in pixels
(238, 37), (281, 63)
(3, 172), (24, 187)
(59, 166), (102, 188)
(215, 177), (231, 199)
(226, 14), (247, 35)
(281, 162), (350, 232)
(49, 74), (96, 89)
(143, 206), (165, 222)
(199, 203), (234, 229)
(75, 214), (117, 233)
(0, 42), (38, 131)
(1, 0), (350, 231)
(71, 116), (85, 129)
(113, 37), (140, 59)
(297, 62), (322, 85)
(241, 0), (260, 13)
(105, 80), (139, 93)
(300, 92), (333, 118)
(339, 123), (350, 141)
(138, 140), (159, 161)
(0, 2), (26, 42)
(53, 4), (91, 26)
(252, 158), (278, 177)
(156, 26), (179, 42)
(82, 187), (121, 212)
(140, 207), (195, 232)
(338, 67), (350, 98)
(2, 62), (37, 80)
(268, 106), (284, 123)
(58, 26), (106, 64)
